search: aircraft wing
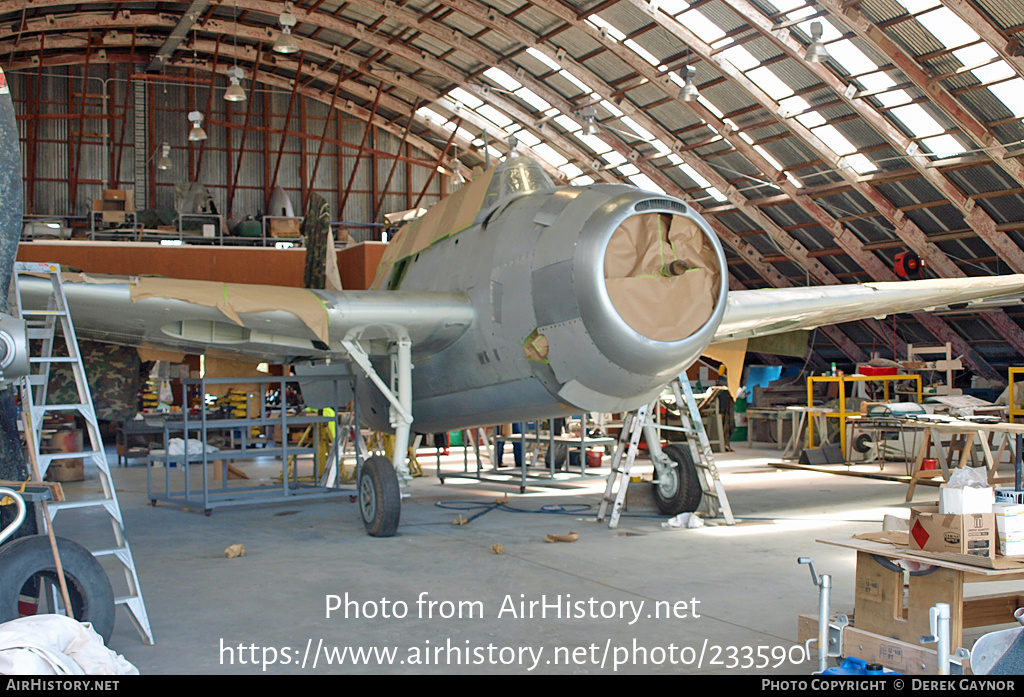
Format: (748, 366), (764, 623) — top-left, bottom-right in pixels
(18, 274), (475, 362)
(713, 274), (1024, 343)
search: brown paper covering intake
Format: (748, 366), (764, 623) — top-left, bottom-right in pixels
(603, 212), (719, 342)
(130, 277), (329, 345)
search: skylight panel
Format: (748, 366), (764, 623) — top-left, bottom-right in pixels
(629, 174), (665, 194)
(706, 187), (728, 202)
(895, 0), (940, 13)
(417, 107), (445, 124)
(875, 90), (912, 109)
(559, 70), (592, 93)
(555, 114), (582, 132)
(447, 88), (484, 110)
(513, 129), (541, 147)
(617, 163), (641, 176)
(620, 117), (655, 141)
(754, 145), (783, 171)
(514, 87), (551, 112)
(600, 99), (624, 117)
(890, 105), (943, 137)
(768, 0), (806, 11)
(721, 46), (760, 72)
(679, 163), (711, 188)
(954, 42), (996, 67)
(678, 9), (725, 43)
(657, 0), (690, 16)
(650, 139), (671, 156)
(559, 163), (584, 179)
(570, 175), (595, 186)
(603, 151), (628, 167)
(812, 124), (857, 155)
(915, 8), (978, 49)
(625, 39), (660, 67)
(527, 47), (561, 72)
(826, 41), (878, 76)
(921, 135), (965, 156)
(586, 15), (626, 42)
(575, 132), (612, 154)
(972, 60), (1015, 83)
(781, 96), (825, 127)
(842, 153), (877, 174)
(484, 67), (522, 91)
(476, 105), (514, 129)
(668, 154), (684, 165)
(698, 96), (724, 119)
(748, 66), (794, 100)
(533, 143), (568, 167)
(785, 6), (817, 20)
(989, 79), (1024, 117)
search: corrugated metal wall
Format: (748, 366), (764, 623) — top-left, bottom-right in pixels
(9, 66), (444, 234)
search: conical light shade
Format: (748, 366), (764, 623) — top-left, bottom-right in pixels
(224, 81), (246, 101)
(805, 21), (830, 63)
(274, 26), (299, 54)
(156, 143), (171, 170)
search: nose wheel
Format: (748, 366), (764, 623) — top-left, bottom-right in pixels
(358, 455), (401, 537)
(653, 442), (703, 515)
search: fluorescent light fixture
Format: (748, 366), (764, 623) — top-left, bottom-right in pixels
(160, 239), (183, 246)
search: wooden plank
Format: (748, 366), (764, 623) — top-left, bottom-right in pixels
(798, 614), (945, 674)
(0, 479), (65, 502)
(962, 593), (1024, 628)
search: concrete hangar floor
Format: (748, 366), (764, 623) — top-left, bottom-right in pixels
(61, 444), (1015, 675)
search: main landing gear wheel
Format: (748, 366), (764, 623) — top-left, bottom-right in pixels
(653, 442), (703, 516)
(358, 455), (401, 537)
(0, 535), (116, 644)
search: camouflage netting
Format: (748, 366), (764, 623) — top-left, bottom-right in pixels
(43, 340), (145, 422)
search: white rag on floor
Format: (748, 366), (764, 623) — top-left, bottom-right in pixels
(0, 615), (138, 675)
(661, 512), (704, 529)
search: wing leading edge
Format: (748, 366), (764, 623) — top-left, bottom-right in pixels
(19, 274), (475, 363)
(714, 274), (1024, 343)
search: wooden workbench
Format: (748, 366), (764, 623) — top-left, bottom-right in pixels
(822, 536), (1024, 650)
(903, 418), (1024, 501)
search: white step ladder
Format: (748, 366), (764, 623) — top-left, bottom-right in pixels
(598, 377), (734, 528)
(11, 262), (154, 645)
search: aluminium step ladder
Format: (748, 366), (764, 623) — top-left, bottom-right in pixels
(598, 376), (734, 528)
(11, 262), (154, 645)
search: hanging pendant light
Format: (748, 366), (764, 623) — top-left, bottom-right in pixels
(274, 3), (300, 54)
(224, 65), (246, 102)
(678, 65), (700, 102)
(156, 142), (172, 170)
(581, 105), (599, 136)
(805, 21), (830, 63)
(188, 111), (207, 141)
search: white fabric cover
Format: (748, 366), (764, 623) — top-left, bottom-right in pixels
(0, 615), (138, 675)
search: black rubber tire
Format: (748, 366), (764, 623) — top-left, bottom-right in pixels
(652, 442), (703, 515)
(0, 535), (115, 644)
(358, 455), (401, 537)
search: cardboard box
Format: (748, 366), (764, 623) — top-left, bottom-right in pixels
(995, 502), (1024, 534)
(939, 485), (994, 514)
(45, 459), (84, 482)
(269, 218), (301, 237)
(910, 506), (995, 558)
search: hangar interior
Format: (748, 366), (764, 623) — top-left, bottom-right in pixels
(2, 0), (1024, 677)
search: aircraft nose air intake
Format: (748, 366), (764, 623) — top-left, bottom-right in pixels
(603, 211), (721, 343)
(533, 193), (729, 414)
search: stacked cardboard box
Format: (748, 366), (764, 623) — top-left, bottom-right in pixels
(995, 503), (1024, 556)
